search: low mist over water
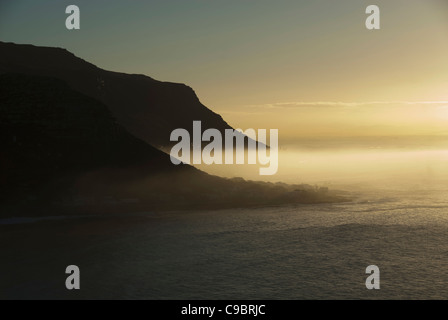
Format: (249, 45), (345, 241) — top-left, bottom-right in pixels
(195, 135), (448, 191)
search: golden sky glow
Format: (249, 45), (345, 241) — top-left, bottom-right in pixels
(1, 0), (448, 143)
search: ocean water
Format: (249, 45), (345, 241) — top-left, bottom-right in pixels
(2, 186), (448, 300)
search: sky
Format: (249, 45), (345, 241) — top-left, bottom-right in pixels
(1, 0), (448, 140)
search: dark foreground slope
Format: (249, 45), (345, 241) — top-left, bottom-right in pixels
(0, 74), (346, 217)
(0, 41), (235, 149)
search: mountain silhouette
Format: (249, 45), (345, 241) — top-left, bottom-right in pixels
(0, 73), (195, 211)
(0, 41), (236, 149)
(0, 73), (344, 216)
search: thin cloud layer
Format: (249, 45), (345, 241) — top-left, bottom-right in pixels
(245, 101), (448, 109)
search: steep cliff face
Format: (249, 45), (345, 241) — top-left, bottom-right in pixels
(0, 73), (190, 205)
(0, 41), (233, 148)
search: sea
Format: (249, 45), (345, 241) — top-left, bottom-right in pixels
(1, 185), (448, 300)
